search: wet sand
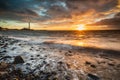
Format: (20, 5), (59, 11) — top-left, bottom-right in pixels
(0, 36), (120, 80)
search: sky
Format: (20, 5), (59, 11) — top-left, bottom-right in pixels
(0, 0), (120, 30)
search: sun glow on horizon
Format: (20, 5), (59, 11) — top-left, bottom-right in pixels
(77, 24), (86, 31)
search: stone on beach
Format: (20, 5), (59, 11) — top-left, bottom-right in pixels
(0, 35), (120, 80)
(0, 62), (8, 69)
(87, 73), (100, 80)
(13, 56), (24, 64)
(85, 61), (91, 65)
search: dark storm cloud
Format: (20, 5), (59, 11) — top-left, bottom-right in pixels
(0, 0), (119, 22)
(66, 0), (118, 14)
(0, 0), (60, 21)
(0, 0), (32, 12)
(45, 0), (118, 21)
(0, 0), (40, 21)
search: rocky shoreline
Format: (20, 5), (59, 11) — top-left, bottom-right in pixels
(0, 36), (120, 80)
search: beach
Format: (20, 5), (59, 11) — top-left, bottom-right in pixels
(0, 30), (120, 80)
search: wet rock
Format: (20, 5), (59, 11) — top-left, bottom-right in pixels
(87, 73), (100, 80)
(13, 56), (24, 64)
(10, 69), (24, 78)
(31, 55), (33, 57)
(85, 61), (96, 68)
(59, 50), (62, 53)
(65, 52), (73, 56)
(44, 55), (47, 57)
(43, 48), (46, 50)
(117, 64), (120, 68)
(97, 61), (106, 64)
(66, 63), (71, 68)
(30, 58), (34, 60)
(65, 75), (71, 80)
(108, 63), (115, 66)
(0, 62), (8, 69)
(30, 48), (33, 50)
(90, 64), (96, 68)
(85, 61), (91, 65)
(18, 44), (22, 46)
(0, 71), (8, 76)
(1, 43), (8, 48)
(36, 55), (40, 57)
(68, 50), (72, 53)
(0, 72), (9, 80)
(26, 63), (31, 66)
(11, 47), (16, 50)
(58, 61), (63, 64)
(0, 50), (7, 53)
(43, 61), (47, 64)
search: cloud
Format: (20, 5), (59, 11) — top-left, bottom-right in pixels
(86, 12), (120, 26)
(0, 0), (39, 21)
(45, 0), (118, 23)
(0, 0), (119, 29)
(66, 0), (118, 13)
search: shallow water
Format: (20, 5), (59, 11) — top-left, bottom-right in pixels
(0, 30), (120, 51)
(0, 30), (120, 80)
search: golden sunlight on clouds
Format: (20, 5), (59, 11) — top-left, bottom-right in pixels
(117, 0), (120, 8)
(0, 0), (120, 30)
(76, 24), (86, 31)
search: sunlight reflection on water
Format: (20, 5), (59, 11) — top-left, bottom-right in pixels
(1, 30), (120, 51)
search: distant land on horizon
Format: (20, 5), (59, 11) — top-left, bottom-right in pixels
(0, 26), (120, 32)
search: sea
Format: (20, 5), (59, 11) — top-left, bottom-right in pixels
(0, 30), (120, 51)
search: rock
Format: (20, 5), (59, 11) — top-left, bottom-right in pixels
(31, 55), (33, 57)
(0, 50), (7, 53)
(108, 63), (115, 66)
(87, 73), (100, 80)
(30, 48), (32, 50)
(58, 61), (63, 64)
(30, 58), (34, 60)
(59, 51), (62, 52)
(85, 61), (91, 65)
(0, 71), (8, 75)
(97, 61), (106, 64)
(11, 47), (16, 50)
(0, 62), (8, 69)
(90, 64), (96, 68)
(36, 55), (40, 57)
(18, 43), (21, 45)
(13, 56), (24, 64)
(26, 63), (31, 66)
(1, 43), (8, 48)
(43, 48), (46, 50)
(68, 50), (72, 53)
(65, 75), (71, 80)
(85, 61), (96, 68)
(117, 64), (120, 68)
(65, 52), (73, 56)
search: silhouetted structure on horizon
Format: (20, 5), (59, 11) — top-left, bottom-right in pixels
(28, 21), (30, 30)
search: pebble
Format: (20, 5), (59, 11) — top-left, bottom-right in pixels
(90, 64), (96, 68)
(85, 61), (91, 65)
(13, 56), (24, 64)
(65, 52), (73, 56)
(87, 73), (100, 80)
(0, 62), (8, 69)
(108, 63), (115, 66)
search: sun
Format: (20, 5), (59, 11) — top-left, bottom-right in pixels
(77, 24), (85, 30)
